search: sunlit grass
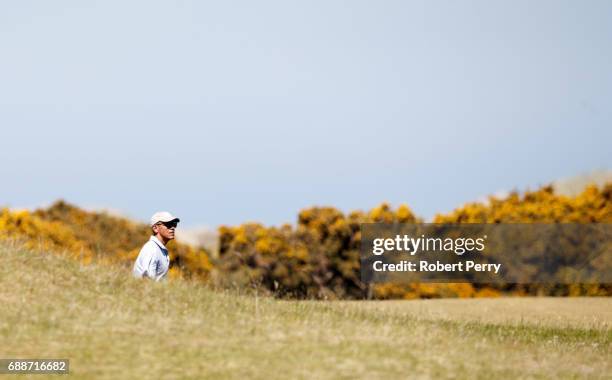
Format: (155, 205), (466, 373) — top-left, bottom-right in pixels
(1, 242), (610, 379)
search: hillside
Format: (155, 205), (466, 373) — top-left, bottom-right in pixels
(2, 182), (611, 300)
(1, 241), (610, 379)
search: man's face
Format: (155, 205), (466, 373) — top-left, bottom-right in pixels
(154, 220), (178, 241)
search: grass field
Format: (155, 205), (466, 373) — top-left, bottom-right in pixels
(1, 242), (610, 379)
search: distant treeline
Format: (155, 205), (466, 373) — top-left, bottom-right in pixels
(1, 183), (610, 299)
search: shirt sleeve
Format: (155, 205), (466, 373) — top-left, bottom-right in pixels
(146, 252), (159, 280)
(134, 242), (157, 279)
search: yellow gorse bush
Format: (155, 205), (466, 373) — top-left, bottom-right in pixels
(0, 208), (94, 263)
(217, 184), (611, 299)
(1, 183), (610, 299)
(1, 201), (213, 280)
(434, 184), (611, 223)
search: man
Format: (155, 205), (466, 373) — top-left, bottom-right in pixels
(132, 211), (180, 281)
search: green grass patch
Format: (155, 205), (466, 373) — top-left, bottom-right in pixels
(1, 242), (610, 379)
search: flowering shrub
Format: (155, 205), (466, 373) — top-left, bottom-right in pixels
(216, 184), (611, 299)
(1, 183), (609, 298)
(0, 208), (94, 263)
(1, 201), (212, 279)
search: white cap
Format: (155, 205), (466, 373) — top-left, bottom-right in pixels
(150, 211), (180, 226)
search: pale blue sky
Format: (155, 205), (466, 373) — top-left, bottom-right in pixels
(1, 1), (611, 227)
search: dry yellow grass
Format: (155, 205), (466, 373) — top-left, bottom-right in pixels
(1, 241), (610, 379)
(351, 297), (612, 330)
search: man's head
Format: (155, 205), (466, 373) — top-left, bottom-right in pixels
(150, 211), (180, 243)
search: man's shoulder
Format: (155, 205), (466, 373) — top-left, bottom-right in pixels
(139, 239), (158, 254)
(143, 238), (167, 254)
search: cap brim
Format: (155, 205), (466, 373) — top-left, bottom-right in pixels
(151, 217), (180, 226)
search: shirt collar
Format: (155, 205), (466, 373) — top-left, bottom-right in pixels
(150, 235), (167, 250)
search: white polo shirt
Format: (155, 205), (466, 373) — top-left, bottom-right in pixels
(132, 236), (170, 281)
